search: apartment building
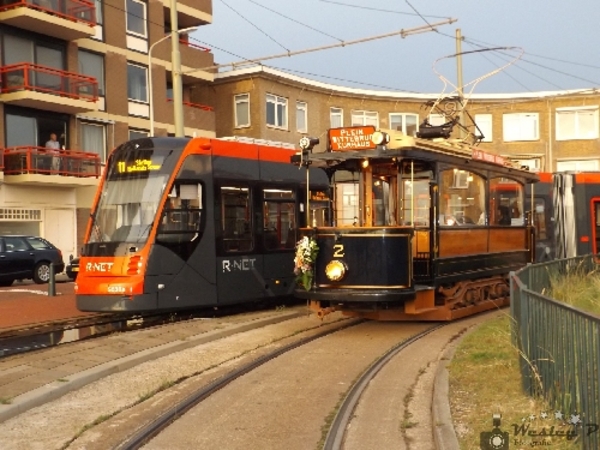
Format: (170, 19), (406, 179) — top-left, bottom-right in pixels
(0, 0), (215, 260)
(201, 65), (600, 174)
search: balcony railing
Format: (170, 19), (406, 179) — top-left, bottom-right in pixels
(3, 146), (101, 178)
(0, 63), (98, 101)
(0, 0), (96, 26)
(167, 98), (214, 111)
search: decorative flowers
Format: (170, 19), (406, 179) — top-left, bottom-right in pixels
(294, 236), (319, 291)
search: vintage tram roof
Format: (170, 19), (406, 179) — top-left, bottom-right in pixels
(295, 129), (539, 183)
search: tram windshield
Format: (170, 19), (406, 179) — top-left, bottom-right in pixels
(88, 173), (169, 244)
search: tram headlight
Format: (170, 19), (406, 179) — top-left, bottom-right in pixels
(325, 260), (347, 282)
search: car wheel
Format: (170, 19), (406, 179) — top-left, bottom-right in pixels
(33, 262), (51, 284)
(0, 279), (13, 287)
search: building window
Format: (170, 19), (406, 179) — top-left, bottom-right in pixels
(351, 110), (378, 127)
(503, 113), (539, 141)
(474, 114), (493, 142)
(557, 160), (599, 172)
(79, 122), (106, 162)
(94, 0), (103, 25)
(127, 64), (148, 102)
(428, 114), (447, 126)
(556, 107), (599, 141)
(129, 129), (149, 140)
(296, 101), (307, 133)
(234, 93), (250, 128)
(389, 113), (418, 136)
(266, 94), (287, 129)
(78, 50), (104, 96)
(330, 107), (343, 128)
(126, 0), (147, 37)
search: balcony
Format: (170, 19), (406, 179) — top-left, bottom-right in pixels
(162, 0), (212, 28)
(2, 146), (101, 187)
(0, 63), (99, 114)
(154, 39), (214, 82)
(167, 99), (215, 132)
(0, 0), (96, 41)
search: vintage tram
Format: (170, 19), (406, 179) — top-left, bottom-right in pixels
(292, 125), (539, 321)
(76, 136), (329, 312)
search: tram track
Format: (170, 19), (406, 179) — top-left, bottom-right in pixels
(0, 310), (500, 450)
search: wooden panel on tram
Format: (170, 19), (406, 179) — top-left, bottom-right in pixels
(438, 228), (487, 257)
(489, 228), (527, 252)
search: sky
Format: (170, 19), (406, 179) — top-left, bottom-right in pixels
(190, 0), (600, 95)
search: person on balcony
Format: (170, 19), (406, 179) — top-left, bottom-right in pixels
(45, 132), (61, 173)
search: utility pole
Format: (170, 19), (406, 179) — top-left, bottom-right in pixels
(170, 0), (184, 137)
(455, 28), (464, 138)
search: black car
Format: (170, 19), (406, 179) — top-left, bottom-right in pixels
(66, 256), (79, 281)
(0, 235), (65, 286)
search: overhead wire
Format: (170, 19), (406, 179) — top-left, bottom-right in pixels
(96, 0), (599, 92)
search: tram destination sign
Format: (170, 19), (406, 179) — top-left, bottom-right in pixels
(328, 126), (377, 151)
(472, 148), (506, 166)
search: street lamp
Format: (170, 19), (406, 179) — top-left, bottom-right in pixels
(148, 25), (197, 137)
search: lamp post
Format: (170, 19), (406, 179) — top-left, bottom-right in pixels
(148, 25), (197, 137)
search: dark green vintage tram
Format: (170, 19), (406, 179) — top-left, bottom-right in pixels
(292, 126), (539, 321)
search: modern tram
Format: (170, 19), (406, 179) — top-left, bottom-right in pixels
(527, 171), (600, 261)
(291, 125), (540, 321)
(76, 136), (329, 312)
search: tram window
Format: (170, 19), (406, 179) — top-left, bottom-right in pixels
(221, 186), (253, 252)
(439, 169), (486, 226)
(400, 179), (430, 227)
(156, 182), (204, 246)
(263, 188), (296, 250)
(490, 178), (524, 226)
(310, 190), (330, 227)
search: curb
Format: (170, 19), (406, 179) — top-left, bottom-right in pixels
(432, 342), (461, 450)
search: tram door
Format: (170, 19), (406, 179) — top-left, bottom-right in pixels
(592, 199), (600, 255)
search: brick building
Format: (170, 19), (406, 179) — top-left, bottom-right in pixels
(200, 65), (600, 174)
(0, 0), (215, 259)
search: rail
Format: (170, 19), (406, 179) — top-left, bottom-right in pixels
(511, 254), (600, 448)
(179, 38), (211, 52)
(0, 0), (96, 26)
(0, 62), (98, 101)
(167, 98), (213, 111)
(2, 146), (101, 177)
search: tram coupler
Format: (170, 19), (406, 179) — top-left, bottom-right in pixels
(308, 300), (336, 320)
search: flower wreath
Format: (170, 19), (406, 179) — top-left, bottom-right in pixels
(293, 236), (319, 291)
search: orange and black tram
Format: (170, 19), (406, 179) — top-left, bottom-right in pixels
(292, 126), (539, 321)
(76, 136), (329, 313)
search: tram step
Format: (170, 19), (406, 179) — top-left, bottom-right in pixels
(405, 286), (435, 314)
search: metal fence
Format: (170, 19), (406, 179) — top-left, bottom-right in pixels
(511, 255), (600, 449)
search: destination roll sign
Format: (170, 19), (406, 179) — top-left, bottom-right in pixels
(328, 125), (377, 151)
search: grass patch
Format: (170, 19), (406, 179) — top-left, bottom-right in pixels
(548, 268), (600, 315)
(0, 397), (12, 405)
(448, 314), (581, 450)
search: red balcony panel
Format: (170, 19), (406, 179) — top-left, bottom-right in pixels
(3, 146), (101, 178)
(0, 0), (96, 26)
(0, 63), (98, 102)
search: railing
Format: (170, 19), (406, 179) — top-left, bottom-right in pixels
(167, 98), (214, 111)
(2, 146), (101, 177)
(511, 255), (600, 449)
(0, 63), (98, 101)
(179, 38), (211, 52)
(0, 0), (96, 26)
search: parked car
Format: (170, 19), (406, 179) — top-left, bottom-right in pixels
(66, 256), (79, 281)
(0, 235), (65, 286)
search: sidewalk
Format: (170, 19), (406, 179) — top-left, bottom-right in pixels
(0, 276), (92, 333)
